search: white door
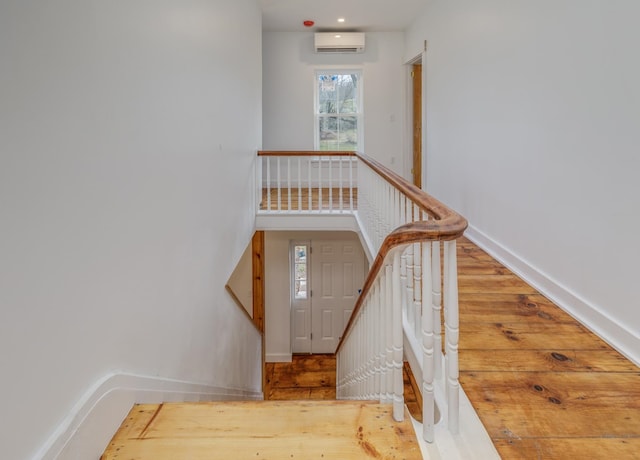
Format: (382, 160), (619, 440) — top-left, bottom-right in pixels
(309, 240), (365, 353)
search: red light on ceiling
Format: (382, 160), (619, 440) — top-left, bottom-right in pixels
(303, 20), (315, 27)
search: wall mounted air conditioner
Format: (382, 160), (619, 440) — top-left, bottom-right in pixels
(314, 32), (365, 54)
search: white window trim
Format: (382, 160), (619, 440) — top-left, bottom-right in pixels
(313, 68), (364, 152)
(290, 241), (311, 301)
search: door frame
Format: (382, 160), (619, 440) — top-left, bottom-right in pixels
(405, 49), (426, 190)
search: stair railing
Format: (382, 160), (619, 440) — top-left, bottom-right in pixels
(257, 151), (467, 443)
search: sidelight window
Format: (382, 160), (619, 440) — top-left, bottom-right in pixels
(293, 244), (309, 299)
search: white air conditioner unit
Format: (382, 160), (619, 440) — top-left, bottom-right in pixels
(314, 32), (365, 54)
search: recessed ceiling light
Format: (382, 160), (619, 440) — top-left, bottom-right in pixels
(337, 18), (345, 23)
(335, 34), (342, 38)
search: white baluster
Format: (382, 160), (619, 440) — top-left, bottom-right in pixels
(329, 155), (333, 212)
(308, 157), (312, 211)
(318, 156), (322, 212)
(400, 249), (408, 323)
(406, 244), (415, 330)
(287, 157), (291, 212)
(339, 156), (344, 213)
(444, 240), (460, 434)
(421, 242), (435, 442)
(385, 263), (394, 405)
(432, 241), (442, 380)
(392, 250), (404, 422)
(373, 277), (382, 402)
(414, 242), (422, 339)
(349, 156), (354, 211)
(266, 156), (271, 211)
(297, 157), (302, 212)
(276, 157), (281, 212)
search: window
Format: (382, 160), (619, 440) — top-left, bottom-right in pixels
(315, 70), (363, 151)
(293, 244), (308, 299)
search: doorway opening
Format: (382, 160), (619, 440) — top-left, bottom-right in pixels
(290, 238), (365, 354)
(406, 51), (424, 189)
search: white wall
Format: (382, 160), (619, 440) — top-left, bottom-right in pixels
(0, 1), (263, 458)
(406, 0), (640, 361)
(264, 231), (364, 361)
(263, 32), (407, 177)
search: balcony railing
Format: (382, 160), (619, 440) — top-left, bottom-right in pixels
(257, 151), (468, 443)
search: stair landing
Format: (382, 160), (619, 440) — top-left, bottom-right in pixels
(102, 400), (421, 459)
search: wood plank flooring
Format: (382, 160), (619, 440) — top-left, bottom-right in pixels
(102, 401), (422, 459)
(456, 236), (640, 459)
(103, 355), (423, 459)
(264, 354), (423, 421)
(260, 187), (357, 211)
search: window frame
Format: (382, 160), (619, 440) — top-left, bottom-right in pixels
(313, 68), (364, 152)
(290, 241), (310, 301)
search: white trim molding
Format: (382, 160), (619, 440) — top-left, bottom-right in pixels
(35, 373), (262, 460)
(465, 224), (640, 367)
(266, 353), (293, 363)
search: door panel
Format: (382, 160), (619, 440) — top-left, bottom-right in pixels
(343, 262), (355, 297)
(292, 307), (311, 353)
(310, 240), (365, 353)
(321, 262), (334, 297)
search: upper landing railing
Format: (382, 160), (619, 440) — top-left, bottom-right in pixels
(257, 151), (468, 443)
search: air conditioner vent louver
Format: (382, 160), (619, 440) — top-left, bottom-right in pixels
(316, 47), (360, 53)
(314, 32), (365, 54)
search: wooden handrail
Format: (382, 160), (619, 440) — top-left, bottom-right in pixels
(336, 221), (464, 353)
(258, 151), (356, 157)
(257, 150), (468, 354)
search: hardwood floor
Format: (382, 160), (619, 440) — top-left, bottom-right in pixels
(102, 401), (422, 459)
(265, 354), (337, 400)
(264, 354), (423, 421)
(456, 237), (640, 459)
(104, 355), (422, 459)
(260, 187), (357, 211)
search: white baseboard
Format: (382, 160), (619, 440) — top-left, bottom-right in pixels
(35, 373), (262, 460)
(465, 224), (640, 367)
(266, 353), (293, 363)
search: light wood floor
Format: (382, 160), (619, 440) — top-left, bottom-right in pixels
(260, 187), (357, 211)
(102, 400), (421, 459)
(456, 236), (640, 459)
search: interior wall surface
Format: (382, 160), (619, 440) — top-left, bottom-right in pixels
(0, 1), (263, 458)
(262, 31), (407, 177)
(406, 0), (640, 360)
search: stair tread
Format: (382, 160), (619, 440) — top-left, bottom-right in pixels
(103, 400), (422, 459)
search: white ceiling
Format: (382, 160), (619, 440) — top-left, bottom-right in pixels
(258, 0), (427, 32)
